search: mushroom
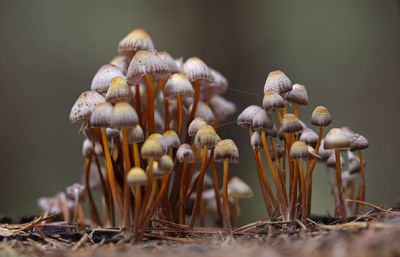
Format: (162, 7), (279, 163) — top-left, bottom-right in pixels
(324, 128), (351, 220)
(66, 183), (85, 226)
(227, 177), (253, 226)
(285, 83), (308, 117)
(118, 28), (155, 61)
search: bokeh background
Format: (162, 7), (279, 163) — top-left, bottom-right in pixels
(0, 0), (399, 225)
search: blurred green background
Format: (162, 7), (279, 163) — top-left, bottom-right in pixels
(0, 0), (399, 225)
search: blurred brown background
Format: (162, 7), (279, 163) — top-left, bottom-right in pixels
(0, 0), (399, 225)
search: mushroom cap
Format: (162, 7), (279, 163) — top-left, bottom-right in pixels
(263, 91), (285, 111)
(266, 124), (278, 138)
(252, 110), (274, 131)
(164, 73), (194, 99)
(127, 167), (148, 186)
(91, 64), (125, 93)
(118, 28), (155, 60)
(147, 161), (163, 179)
(324, 128), (350, 150)
(126, 125), (144, 143)
(214, 139), (239, 163)
(209, 95), (236, 121)
(270, 144), (285, 161)
(105, 77), (133, 103)
(162, 130), (181, 148)
(70, 91), (105, 123)
(237, 105), (263, 129)
(159, 155), (174, 172)
(189, 101), (215, 123)
(349, 133), (369, 151)
(110, 102), (138, 128)
(141, 137), (165, 160)
(188, 117), (207, 137)
(82, 139), (93, 158)
(204, 68), (228, 95)
(290, 141), (314, 161)
(263, 70), (292, 94)
(228, 177), (253, 198)
(110, 55), (129, 75)
(349, 157), (365, 174)
(311, 106), (332, 127)
(66, 183), (85, 201)
(282, 114), (303, 133)
(176, 144), (195, 163)
(183, 57), (214, 83)
(90, 102), (113, 128)
(317, 139), (334, 160)
(126, 50), (169, 84)
(195, 124), (220, 149)
(285, 83), (308, 106)
(156, 51), (180, 74)
(299, 128), (319, 147)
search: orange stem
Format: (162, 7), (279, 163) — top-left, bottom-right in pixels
(160, 79), (170, 131)
(177, 94), (183, 138)
(145, 75), (155, 134)
(335, 150), (347, 221)
(222, 159), (232, 235)
(121, 127), (132, 232)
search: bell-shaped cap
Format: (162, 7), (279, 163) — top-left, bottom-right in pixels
(66, 183), (85, 201)
(214, 139), (239, 163)
(250, 131), (263, 150)
(156, 51), (180, 74)
(290, 141), (314, 161)
(311, 106), (332, 127)
(326, 152), (344, 168)
(70, 91), (105, 123)
(209, 95), (236, 121)
(90, 102), (113, 128)
(266, 124), (278, 138)
(176, 144), (195, 163)
(282, 114), (303, 133)
(91, 64), (125, 93)
(110, 55), (129, 75)
(126, 125), (144, 143)
(110, 102), (138, 128)
(188, 117), (207, 137)
(195, 124), (220, 149)
(118, 28), (155, 60)
(263, 70), (292, 94)
(126, 50), (168, 84)
(164, 73), (194, 99)
(349, 133), (369, 151)
(204, 68), (228, 96)
(189, 101), (215, 123)
(162, 130), (181, 148)
(105, 77), (133, 103)
(127, 167), (148, 186)
(141, 137), (165, 160)
(159, 155), (174, 172)
(324, 128), (350, 150)
(299, 128), (319, 147)
(183, 57), (214, 83)
(285, 83), (308, 105)
(263, 91), (285, 111)
(228, 177), (253, 198)
(252, 110), (273, 131)
(318, 139), (334, 160)
(237, 105), (263, 129)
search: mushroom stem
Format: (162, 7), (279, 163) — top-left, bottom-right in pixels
(298, 161), (307, 224)
(295, 104), (300, 118)
(138, 171), (169, 241)
(93, 151), (114, 226)
(210, 159), (225, 226)
(253, 150), (275, 217)
(176, 94), (183, 138)
(101, 127), (124, 226)
(179, 158), (188, 224)
(222, 158), (233, 235)
(145, 75), (155, 134)
(358, 150), (366, 214)
(274, 109), (283, 126)
(121, 127), (132, 233)
(199, 198), (205, 227)
(140, 158), (154, 225)
(159, 79), (170, 131)
(189, 145), (208, 228)
(83, 153), (102, 226)
(231, 198), (239, 227)
(133, 185), (142, 242)
(289, 161), (299, 220)
(132, 143), (141, 167)
(306, 127), (323, 216)
(261, 129), (289, 220)
(270, 137), (287, 201)
(185, 79), (200, 143)
(134, 84), (143, 128)
(335, 150), (346, 220)
(142, 179), (157, 224)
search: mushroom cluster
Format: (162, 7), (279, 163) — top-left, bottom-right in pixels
(238, 70), (369, 223)
(64, 28), (249, 240)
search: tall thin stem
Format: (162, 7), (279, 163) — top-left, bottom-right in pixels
(358, 150), (366, 214)
(335, 150), (346, 220)
(145, 75), (155, 134)
(222, 158), (232, 236)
